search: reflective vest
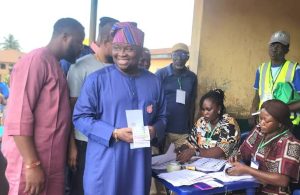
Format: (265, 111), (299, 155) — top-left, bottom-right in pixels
(258, 60), (300, 125)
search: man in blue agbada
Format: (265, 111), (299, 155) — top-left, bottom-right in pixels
(73, 22), (167, 195)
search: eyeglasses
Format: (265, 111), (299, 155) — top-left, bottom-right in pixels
(112, 44), (137, 53)
(172, 52), (189, 60)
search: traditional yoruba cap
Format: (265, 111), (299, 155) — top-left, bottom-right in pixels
(172, 43), (189, 53)
(269, 31), (290, 46)
(261, 99), (292, 128)
(111, 22), (144, 47)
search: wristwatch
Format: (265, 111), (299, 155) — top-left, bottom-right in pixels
(195, 149), (200, 157)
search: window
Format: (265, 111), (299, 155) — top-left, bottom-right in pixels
(0, 64), (6, 69)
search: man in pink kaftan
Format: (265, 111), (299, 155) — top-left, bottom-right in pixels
(1, 18), (85, 195)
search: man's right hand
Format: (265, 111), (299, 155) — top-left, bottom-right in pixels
(68, 139), (78, 171)
(24, 166), (45, 195)
(114, 128), (133, 143)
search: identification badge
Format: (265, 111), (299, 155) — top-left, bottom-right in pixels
(250, 158), (259, 169)
(176, 89), (186, 104)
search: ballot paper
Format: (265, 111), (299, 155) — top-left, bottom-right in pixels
(152, 144), (201, 170)
(207, 163), (254, 182)
(152, 143), (177, 169)
(158, 170), (209, 186)
(126, 110), (150, 149)
(186, 158), (227, 172)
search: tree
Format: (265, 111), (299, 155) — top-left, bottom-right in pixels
(0, 34), (21, 51)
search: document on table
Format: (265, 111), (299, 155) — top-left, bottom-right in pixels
(208, 163), (254, 182)
(187, 157), (227, 172)
(152, 143), (177, 169)
(158, 169), (209, 186)
(126, 110), (150, 149)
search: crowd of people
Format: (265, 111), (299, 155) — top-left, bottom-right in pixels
(0, 16), (300, 195)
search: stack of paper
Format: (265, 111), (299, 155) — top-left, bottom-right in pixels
(187, 158), (227, 172)
(158, 170), (210, 186)
(152, 143), (177, 170)
(126, 110), (151, 149)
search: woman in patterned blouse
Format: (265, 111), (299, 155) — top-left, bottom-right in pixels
(176, 89), (240, 163)
(227, 99), (300, 195)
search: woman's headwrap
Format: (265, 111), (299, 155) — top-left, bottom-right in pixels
(261, 99), (293, 128)
(111, 22), (144, 47)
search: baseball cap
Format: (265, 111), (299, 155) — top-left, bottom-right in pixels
(269, 31), (290, 46)
(172, 43), (189, 53)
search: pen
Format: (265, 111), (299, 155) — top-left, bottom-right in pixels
(251, 111), (260, 116)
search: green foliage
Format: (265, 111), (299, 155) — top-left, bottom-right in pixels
(0, 34), (21, 51)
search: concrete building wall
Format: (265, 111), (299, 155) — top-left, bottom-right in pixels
(190, 0), (300, 118)
(0, 49), (24, 82)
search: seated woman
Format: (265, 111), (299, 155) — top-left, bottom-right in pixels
(176, 89), (240, 163)
(227, 99), (300, 195)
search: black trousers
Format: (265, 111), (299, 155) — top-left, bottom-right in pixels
(0, 144), (9, 195)
(69, 140), (87, 195)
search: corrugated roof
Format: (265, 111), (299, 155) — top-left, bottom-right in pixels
(0, 49), (24, 63)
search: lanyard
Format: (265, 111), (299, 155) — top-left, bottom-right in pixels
(269, 63), (283, 93)
(254, 130), (288, 162)
(177, 78), (182, 90)
(206, 123), (219, 143)
(258, 130), (288, 150)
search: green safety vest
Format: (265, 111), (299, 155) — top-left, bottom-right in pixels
(258, 60), (300, 125)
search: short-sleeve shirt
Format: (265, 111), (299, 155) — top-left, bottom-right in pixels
(240, 127), (300, 194)
(186, 114), (240, 158)
(67, 54), (107, 141)
(253, 64), (300, 92)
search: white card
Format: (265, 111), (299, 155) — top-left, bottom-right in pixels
(250, 159), (259, 169)
(176, 89), (186, 104)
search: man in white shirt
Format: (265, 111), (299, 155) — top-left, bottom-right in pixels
(67, 16), (119, 195)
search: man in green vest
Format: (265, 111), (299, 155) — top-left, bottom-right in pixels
(250, 31), (300, 138)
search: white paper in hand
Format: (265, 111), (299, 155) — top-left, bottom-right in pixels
(125, 110), (150, 149)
